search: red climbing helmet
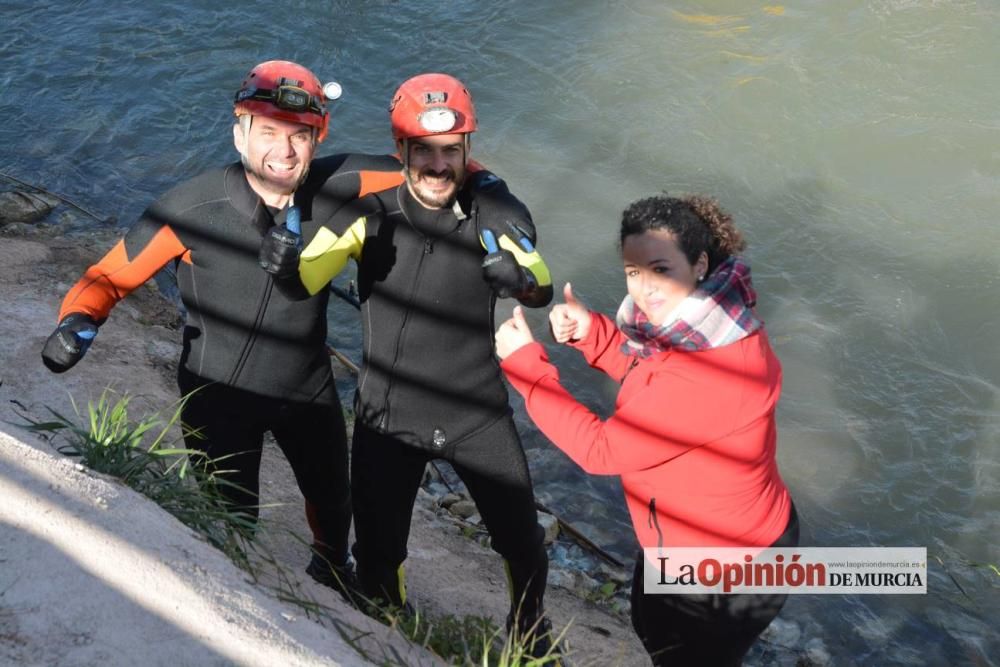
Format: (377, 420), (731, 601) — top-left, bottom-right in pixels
(234, 60), (330, 143)
(389, 73), (477, 141)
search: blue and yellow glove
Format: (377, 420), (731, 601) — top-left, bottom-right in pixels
(479, 221), (552, 301)
(481, 228), (532, 299)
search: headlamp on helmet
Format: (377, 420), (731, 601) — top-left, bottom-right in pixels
(418, 107), (458, 133)
(234, 79), (324, 115)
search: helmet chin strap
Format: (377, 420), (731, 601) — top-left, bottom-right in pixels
(240, 114), (253, 148)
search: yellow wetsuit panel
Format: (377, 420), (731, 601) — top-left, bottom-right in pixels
(300, 216), (368, 295)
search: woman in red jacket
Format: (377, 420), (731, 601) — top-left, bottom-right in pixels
(495, 194), (798, 666)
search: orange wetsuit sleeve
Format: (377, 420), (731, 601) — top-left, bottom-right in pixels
(58, 225), (188, 322)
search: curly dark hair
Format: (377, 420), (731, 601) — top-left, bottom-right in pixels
(619, 194), (746, 273)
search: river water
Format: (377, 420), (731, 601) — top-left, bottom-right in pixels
(3, 1), (998, 664)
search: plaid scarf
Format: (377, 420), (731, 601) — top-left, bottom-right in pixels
(616, 256), (763, 357)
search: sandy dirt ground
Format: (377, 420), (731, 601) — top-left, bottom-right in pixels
(0, 225), (647, 666)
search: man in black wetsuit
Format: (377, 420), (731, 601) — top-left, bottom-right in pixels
(41, 60), (406, 599)
(260, 72), (559, 655)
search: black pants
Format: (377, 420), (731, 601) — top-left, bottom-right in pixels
(351, 417), (547, 623)
(630, 505), (800, 666)
(178, 368), (352, 562)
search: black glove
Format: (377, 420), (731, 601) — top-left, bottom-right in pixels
(259, 223), (302, 279)
(260, 204), (303, 279)
(481, 229), (533, 299)
(41, 313), (99, 373)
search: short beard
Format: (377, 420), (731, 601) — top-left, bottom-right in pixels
(405, 169), (460, 209)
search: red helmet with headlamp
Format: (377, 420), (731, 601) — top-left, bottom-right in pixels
(389, 73), (477, 141)
(234, 60), (331, 143)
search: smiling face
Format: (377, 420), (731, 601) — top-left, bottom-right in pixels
(233, 115), (316, 207)
(402, 133), (468, 209)
(622, 228), (708, 327)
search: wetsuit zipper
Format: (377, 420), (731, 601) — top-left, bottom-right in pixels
(378, 232), (435, 431)
(228, 270), (274, 386)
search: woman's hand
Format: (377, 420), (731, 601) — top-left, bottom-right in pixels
(495, 306), (536, 360)
(549, 282), (591, 344)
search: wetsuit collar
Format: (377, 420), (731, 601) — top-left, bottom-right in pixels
(398, 182), (463, 238)
(225, 162), (278, 235)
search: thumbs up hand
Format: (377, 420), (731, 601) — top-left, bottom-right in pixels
(548, 282), (592, 344)
(495, 306), (536, 360)
(480, 229), (533, 300)
(260, 205), (303, 279)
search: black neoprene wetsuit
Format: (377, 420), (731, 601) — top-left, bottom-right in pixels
(57, 153), (404, 562)
(329, 180), (549, 623)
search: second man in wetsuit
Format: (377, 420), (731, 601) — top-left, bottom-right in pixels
(261, 73), (558, 654)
